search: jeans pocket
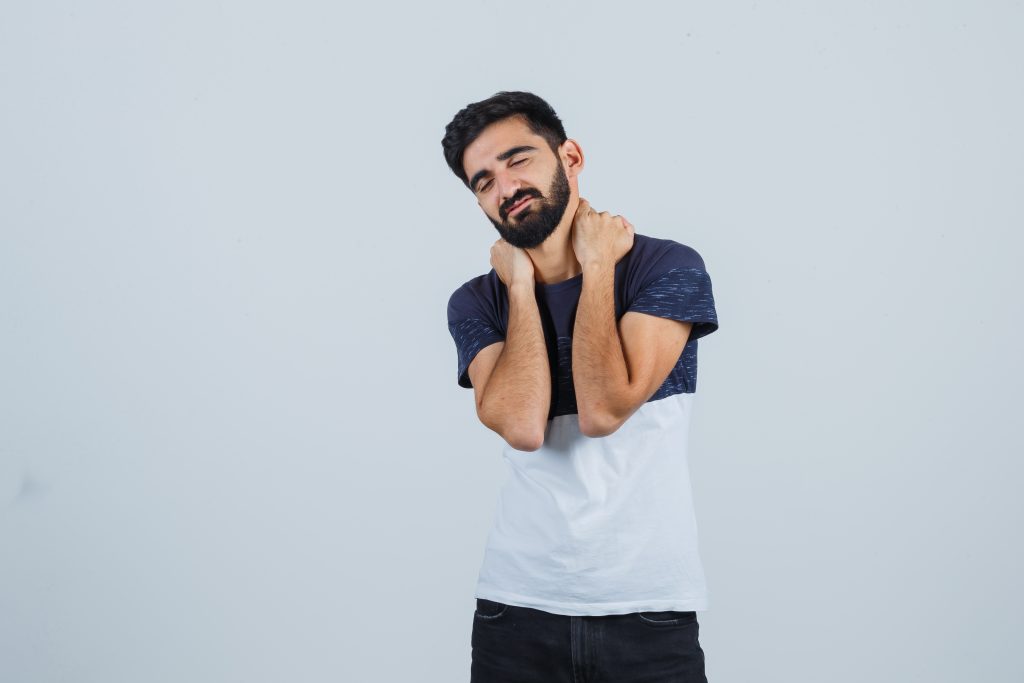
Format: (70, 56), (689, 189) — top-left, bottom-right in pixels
(474, 598), (510, 620)
(636, 610), (697, 626)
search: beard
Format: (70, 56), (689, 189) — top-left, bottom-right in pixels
(487, 161), (571, 249)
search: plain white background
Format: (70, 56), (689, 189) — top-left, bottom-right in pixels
(1, 1), (1021, 681)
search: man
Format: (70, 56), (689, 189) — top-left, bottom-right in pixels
(442, 91), (719, 683)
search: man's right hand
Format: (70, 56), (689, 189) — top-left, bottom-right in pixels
(490, 238), (535, 288)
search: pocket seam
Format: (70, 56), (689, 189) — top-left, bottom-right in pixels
(474, 600), (509, 620)
(636, 611), (696, 625)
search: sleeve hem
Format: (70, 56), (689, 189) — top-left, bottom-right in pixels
(456, 334), (505, 388)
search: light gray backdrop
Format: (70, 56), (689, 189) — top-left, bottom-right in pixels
(1, 1), (1021, 681)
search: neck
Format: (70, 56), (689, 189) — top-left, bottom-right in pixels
(525, 197), (582, 286)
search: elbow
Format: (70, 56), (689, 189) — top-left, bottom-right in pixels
(503, 417), (547, 451)
(577, 410), (623, 438)
(505, 428), (545, 452)
(478, 406), (547, 451)
(499, 417), (548, 454)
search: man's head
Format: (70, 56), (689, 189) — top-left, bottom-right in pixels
(441, 91), (583, 249)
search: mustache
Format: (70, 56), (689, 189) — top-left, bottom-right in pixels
(502, 191), (541, 216)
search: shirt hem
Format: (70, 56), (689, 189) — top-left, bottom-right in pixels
(474, 585), (709, 616)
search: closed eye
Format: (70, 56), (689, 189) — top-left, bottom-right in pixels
(477, 159), (528, 193)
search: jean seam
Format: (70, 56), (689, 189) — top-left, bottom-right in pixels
(636, 611), (697, 625)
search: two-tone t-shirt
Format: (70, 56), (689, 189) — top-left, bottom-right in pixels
(446, 232), (719, 616)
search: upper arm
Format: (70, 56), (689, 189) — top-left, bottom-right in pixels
(447, 280), (506, 389)
(466, 340), (505, 412)
(615, 312), (693, 421)
(617, 241), (720, 407)
(587, 241), (718, 434)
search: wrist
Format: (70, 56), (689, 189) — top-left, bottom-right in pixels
(507, 279), (536, 295)
(582, 259), (615, 274)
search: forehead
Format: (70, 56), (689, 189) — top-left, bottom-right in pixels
(462, 116), (546, 177)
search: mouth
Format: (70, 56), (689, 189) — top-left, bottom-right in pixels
(507, 196), (534, 217)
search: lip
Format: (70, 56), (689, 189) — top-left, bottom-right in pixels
(507, 196), (533, 217)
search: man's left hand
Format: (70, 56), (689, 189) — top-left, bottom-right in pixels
(571, 197), (635, 269)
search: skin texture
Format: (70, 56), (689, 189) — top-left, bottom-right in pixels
(460, 116), (693, 446)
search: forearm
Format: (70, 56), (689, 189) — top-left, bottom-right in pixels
(572, 261), (631, 436)
(479, 282), (551, 450)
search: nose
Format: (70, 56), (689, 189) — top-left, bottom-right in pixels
(496, 171), (523, 208)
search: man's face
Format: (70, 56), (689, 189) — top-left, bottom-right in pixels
(461, 116), (572, 249)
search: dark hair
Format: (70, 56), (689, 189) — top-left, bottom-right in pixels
(441, 91), (568, 190)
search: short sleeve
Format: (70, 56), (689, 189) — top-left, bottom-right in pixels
(626, 242), (719, 342)
(447, 281), (506, 388)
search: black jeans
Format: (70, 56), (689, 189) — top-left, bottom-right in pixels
(471, 598), (708, 682)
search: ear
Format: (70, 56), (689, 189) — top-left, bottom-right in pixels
(560, 139), (584, 179)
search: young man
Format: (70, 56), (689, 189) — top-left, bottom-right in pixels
(442, 91), (719, 682)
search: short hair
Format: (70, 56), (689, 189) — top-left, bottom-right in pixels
(441, 91), (568, 190)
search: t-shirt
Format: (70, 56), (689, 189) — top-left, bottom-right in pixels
(446, 232), (719, 617)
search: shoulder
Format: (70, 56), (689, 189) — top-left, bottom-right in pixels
(447, 269), (505, 322)
(630, 233), (708, 276)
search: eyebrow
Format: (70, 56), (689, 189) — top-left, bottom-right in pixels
(468, 145), (539, 192)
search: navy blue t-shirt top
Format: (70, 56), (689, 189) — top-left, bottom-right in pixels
(446, 232), (719, 421)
